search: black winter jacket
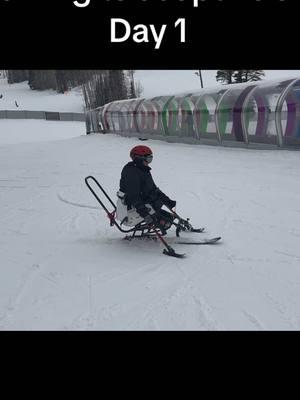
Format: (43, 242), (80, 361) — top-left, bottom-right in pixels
(119, 160), (172, 218)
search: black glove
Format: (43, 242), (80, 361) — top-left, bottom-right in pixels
(165, 199), (176, 210)
(136, 204), (151, 219)
(144, 213), (168, 234)
(144, 213), (158, 226)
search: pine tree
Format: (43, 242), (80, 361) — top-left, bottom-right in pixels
(81, 70), (130, 109)
(108, 70), (128, 102)
(7, 70), (29, 84)
(28, 70), (57, 90)
(216, 70), (265, 85)
(127, 70), (136, 98)
(233, 70), (265, 83)
(81, 71), (110, 109)
(216, 70), (236, 84)
(55, 70), (69, 93)
(134, 80), (144, 97)
(233, 70), (244, 84)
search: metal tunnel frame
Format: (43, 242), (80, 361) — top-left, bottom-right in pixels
(86, 77), (300, 149)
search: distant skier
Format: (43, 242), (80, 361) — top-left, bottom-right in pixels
(117, 145), (176, 234)
(15, 100), (19, 108)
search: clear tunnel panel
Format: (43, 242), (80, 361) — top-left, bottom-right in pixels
(191, 88), (226, 140)
(217, 85), (258, 143)
(162, 94), (195, 137)
(244, 79), (295, 145)
(280, 79), (300, 146)
(104, 99), (142, 133)
(136, 96), (168, 135)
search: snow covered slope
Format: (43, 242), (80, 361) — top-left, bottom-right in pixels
(0, 79), (84, 112)
(1, 123), (300, 330)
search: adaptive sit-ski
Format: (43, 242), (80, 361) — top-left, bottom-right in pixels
(85, 176), (221, 258)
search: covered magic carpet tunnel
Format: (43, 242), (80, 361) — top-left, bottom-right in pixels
(85, 77), (300, 149)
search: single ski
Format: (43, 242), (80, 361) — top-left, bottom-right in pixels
(175, 225), (205, 236)
(174, 237), (222, 245)
(190, 228), (205, 233)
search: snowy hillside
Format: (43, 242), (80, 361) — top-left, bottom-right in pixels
(1, 121), (300, 330)
(0, 78), (84, 112)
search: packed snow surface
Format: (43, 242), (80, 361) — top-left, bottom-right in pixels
(1, 122), (300, 330)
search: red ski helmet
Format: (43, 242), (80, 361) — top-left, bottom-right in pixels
(130, 145), (153, 163)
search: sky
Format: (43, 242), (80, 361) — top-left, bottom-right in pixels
(135, 70), (300, 98)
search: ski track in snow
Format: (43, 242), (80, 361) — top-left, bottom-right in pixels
(242, 310), (264, 330)
(264, 292), (300, 329)
(68, 256), (222, 330)
(0, 263), (42, 329)
(126, 276), (223, 331)
(57, 192), (101, 210)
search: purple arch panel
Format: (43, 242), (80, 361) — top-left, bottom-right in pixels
(254, 93), (268, 137)
(284, 93), (297, 137)
(232, 85), (257, 142)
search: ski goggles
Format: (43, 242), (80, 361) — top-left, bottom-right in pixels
(143, 154), (153, 164)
